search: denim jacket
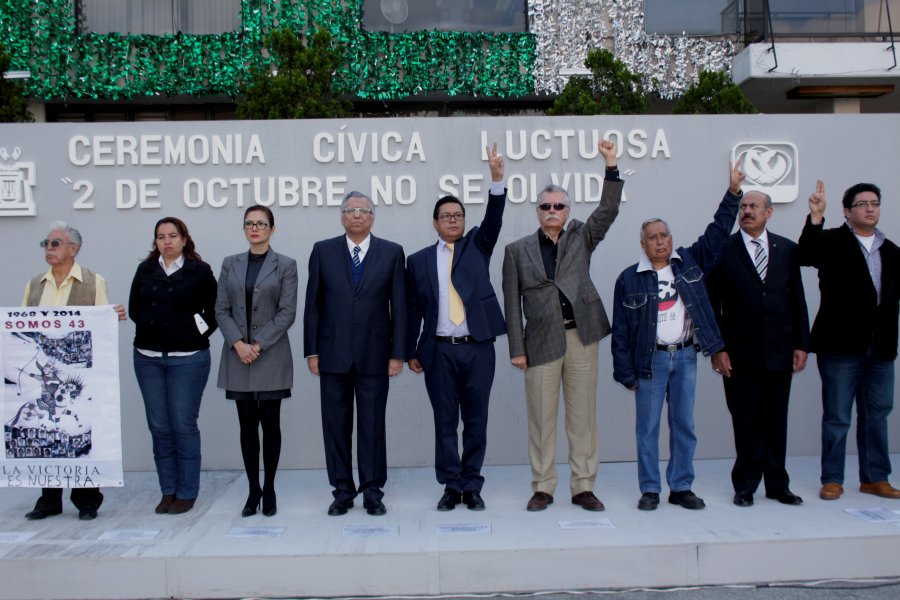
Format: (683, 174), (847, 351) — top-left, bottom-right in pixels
(611, 189), (741, 389)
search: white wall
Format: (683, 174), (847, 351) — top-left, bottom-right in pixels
(0, 114), (897, 473)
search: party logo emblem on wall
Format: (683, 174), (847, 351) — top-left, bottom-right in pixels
(732, 143), (798, 203)
(0, 147), (36, 217)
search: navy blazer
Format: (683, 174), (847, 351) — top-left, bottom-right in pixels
(406, 191), (507, 371)
(303, 234), (406, 376)
(707, 231), (811, 372)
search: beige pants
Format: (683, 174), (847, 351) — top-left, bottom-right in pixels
(524, 328), (600, 496)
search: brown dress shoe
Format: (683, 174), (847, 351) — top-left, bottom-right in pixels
(860, 481), (900, 499)
(155, 494), (176, 514)
(167, 498), (196, 514)
(571, 491), (605, 511)
(526, 491), (554, 512)
(819, 482), (843, 500)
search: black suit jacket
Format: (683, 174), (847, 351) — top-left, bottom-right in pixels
(797, 218), (900, 360)
(303, 234), (406, 376)
(406, 191), (507, 371)
(707, 231), (810, 371)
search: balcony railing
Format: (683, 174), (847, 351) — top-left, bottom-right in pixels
(645, 0), (898, 40)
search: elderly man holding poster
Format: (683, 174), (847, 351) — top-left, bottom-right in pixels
(13, 220), (126, 521)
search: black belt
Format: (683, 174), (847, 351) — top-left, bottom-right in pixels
(656, 339), (694, 352)
(563, 319), (577, 330)
(435, 335), (475, 345)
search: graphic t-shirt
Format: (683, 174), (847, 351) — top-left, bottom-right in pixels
(655, 265), (692, 345)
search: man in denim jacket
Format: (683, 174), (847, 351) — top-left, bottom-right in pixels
(611, 162), (742, 511)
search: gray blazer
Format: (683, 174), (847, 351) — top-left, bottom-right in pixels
(216, 248), (298, 392)
(502, 179), (623, 367)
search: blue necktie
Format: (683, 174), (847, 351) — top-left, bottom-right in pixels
(352, 246), (361, 269)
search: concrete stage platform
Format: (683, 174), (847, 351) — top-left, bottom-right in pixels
(1, 456), (900, 600)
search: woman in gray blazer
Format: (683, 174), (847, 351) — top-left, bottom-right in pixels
(215, 205), (298, 517)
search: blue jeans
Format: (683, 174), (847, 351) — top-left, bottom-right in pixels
(635, 346), (698, 493)
(133, 349), (211, 499)
(818, 351), (894, 485)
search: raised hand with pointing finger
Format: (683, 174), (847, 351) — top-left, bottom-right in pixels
(808, 179), (826, 225)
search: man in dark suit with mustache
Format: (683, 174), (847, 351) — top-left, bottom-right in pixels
(707, 190), (811, 507)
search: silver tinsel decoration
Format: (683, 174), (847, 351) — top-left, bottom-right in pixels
(530, 0), (734, 99)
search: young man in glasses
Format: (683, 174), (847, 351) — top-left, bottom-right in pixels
(22, 220), (126, 521)
(501, 140), (621, 513)
(610, 161), (742, 512)
(406, 144), (507, 511)
(798, 181), (900, 501)
(303, 191), (406, 517)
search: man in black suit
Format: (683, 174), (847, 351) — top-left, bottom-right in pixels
(406, 144), (507, 511)
(707, 190), (811, 507)
(304, 191), (406, 516)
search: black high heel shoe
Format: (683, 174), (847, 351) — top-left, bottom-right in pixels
(262, 489), (277, 517)
(242, 490), (262, 517)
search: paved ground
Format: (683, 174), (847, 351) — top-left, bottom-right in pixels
(229, 580), (900, 600)
(77, 576), (900, 600)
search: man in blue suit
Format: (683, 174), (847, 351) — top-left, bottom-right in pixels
(406, 145), (507, 511)
(304, 191), (406, 516)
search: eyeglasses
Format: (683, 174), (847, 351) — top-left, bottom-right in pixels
(645, 232), (671, 242)
(243, 221), (271, 230)
(437, 212), (465, 223)
(850, 200), (881, 209)
(342, 207), (374, 216)
(538, 203), (569, 212)
(39, 239), (74, 249)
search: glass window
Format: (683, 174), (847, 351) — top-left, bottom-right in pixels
(78, 0), (240, 35)
(361, 0), (527, 33)
(644, 0), (731, 35)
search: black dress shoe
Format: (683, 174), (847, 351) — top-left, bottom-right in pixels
(262, 490), (277, 517)
(437, 490), (462, 511)
(766, 490), (803, 505)
(328, 498), (353, 516)
(462, 491), (485, 511)
(25, 505), (62, 520)
(78, 506), (99, 520)
(242, 490), (262, 517)
(669, 490), (706, 510)
(364, 498), (387, 516)
(733, 492), (754, 507)
(637, 492), (660, 511)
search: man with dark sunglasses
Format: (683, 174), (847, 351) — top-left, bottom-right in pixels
(22, 220), (126, 521)
(501, 140), (621, 513)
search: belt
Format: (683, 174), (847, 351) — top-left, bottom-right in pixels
(656, 339), (694, 352)
(563, 319), (577, 330)
(435, 335), (475, 345)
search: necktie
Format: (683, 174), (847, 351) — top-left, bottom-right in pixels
(751, 239), (767, 281)
(352, 245), (361, 269)
(447, 242), (465, 325)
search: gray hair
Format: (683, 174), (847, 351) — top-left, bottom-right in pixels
(341, 191), (375, 213)
(640, 218), (670, 241)
(537, 184), (569, 206)
(48, 220), (82, 253)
